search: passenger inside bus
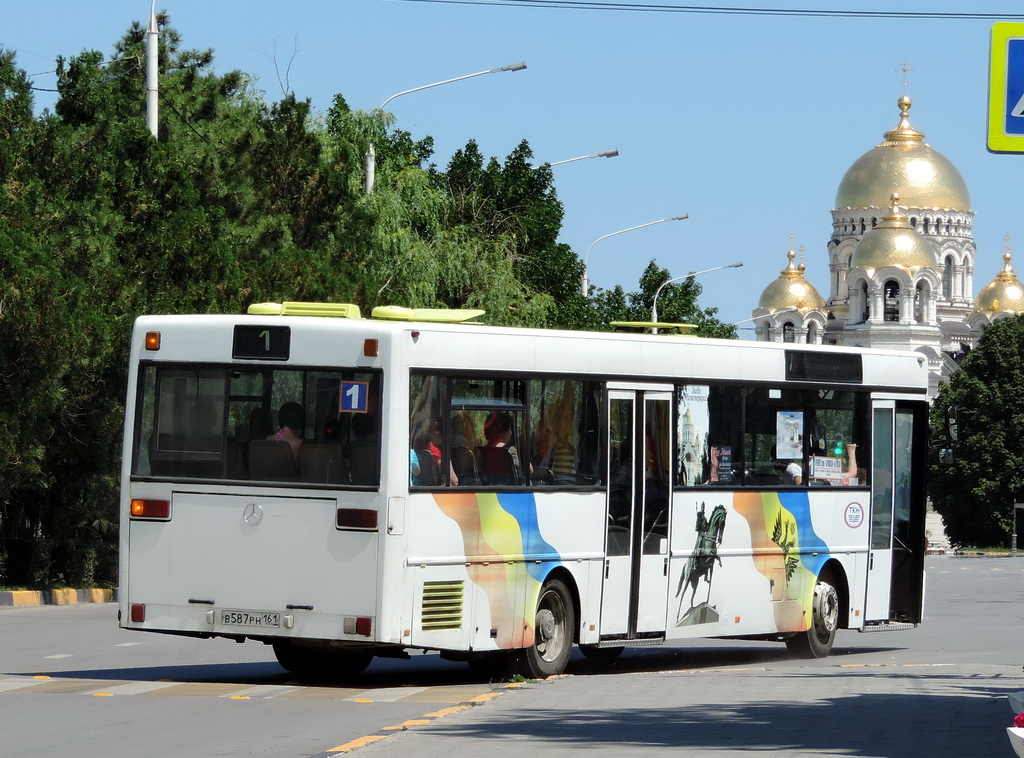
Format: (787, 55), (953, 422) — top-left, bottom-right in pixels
(345, 413), (377, 484)
(267, 402), (305, 463)
(479, 411), (526, 486)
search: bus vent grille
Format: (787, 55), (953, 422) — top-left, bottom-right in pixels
(421, 580), (464, 630)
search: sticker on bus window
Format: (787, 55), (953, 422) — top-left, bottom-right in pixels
(340, 381), (370, 413)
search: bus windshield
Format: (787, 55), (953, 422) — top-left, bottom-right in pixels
(131, 364), (381, 486)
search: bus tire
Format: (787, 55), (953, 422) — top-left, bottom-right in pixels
(785, 573), (840, 659)
(513, 578), (574, 678)
(272, 641), (372, 679)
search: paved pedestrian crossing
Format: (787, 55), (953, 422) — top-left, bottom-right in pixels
(0, 673), (496, 703)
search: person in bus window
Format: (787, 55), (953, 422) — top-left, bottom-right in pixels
(267, 402), (304, 463)
(480, 411), (531, 484)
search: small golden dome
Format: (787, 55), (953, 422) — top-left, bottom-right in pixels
(835, 96), (971, 212)
(975, 245), (1024, 314)
(758, 247), (825, 312)
(850, 194), (936, 274)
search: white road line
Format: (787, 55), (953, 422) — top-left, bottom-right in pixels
(220, 684), (303, 699)
(344, 687), (430, 702)
(0, 677), (54, 693)
(85, 681), (182, 696)
(43, 654), (73, 659)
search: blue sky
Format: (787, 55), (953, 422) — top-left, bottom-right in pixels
(5, 1), (1024, 332)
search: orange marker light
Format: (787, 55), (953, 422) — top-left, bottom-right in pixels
(363, 338), (378, 357)
(130, 499), (170, 520)
(145, 331), (161, 350)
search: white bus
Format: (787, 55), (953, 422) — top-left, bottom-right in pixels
(119, 302), (929, 678)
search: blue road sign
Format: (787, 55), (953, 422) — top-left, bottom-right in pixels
(989, 23), (1024, 153)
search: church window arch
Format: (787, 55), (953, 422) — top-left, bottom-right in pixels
(942, 255), (954, 299)
(915, 281), (928, 323)
(807, 321), (819, 344)
(782, 322), (795, 343)
(883, 280), (900, 322)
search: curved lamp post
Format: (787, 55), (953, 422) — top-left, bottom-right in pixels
(581, 214), (688, 297)
(548, 149), (619, 166)
(365, 61), (527, 193)
(650, 262), (743, 334)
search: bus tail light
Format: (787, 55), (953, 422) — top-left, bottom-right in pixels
(336, 508), (377, 529)
(363, 339), (378, 357)
(130, 604), (146, 623)
(130, 499), (171, 520)
(145, 331), (161, 350)
(343, 616), (373, 636)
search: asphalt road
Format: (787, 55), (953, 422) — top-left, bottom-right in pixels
(1, 555), (1021, 757)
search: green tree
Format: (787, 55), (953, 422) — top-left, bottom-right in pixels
(929, 315), (1024, 548)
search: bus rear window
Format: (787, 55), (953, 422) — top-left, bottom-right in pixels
(132, 365), (381, 486)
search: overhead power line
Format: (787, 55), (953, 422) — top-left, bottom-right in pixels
(398, 0), (1024, 20)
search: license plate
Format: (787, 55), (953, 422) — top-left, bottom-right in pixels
(220, 609), (281, 628)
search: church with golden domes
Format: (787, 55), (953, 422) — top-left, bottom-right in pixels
(752, 95), (1024, 395)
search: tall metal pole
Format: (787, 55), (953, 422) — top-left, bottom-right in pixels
(146, 1), (158, 139)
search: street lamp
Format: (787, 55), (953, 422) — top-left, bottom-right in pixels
(365, 61), (527, 193)
(650, 263), (743, 334)
(581, 214), (688, 297)
(548, 149), (619, 166)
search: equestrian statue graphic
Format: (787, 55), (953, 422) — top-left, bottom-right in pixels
(676, 501), (727, 626)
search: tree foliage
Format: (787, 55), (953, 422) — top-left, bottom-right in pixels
(928, 316), (1024, 548)
(0, 18), (735, 587)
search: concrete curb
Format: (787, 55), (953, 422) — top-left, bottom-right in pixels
(0, 588), (118, 608)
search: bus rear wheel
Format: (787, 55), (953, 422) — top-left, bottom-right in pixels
(512, 578), (574, 678)
(785, 574), (839, 659)
(272, 641), (372, 680)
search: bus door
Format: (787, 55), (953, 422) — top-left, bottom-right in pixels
(864, 401), (926, 624)
(600, 388), (673, 639)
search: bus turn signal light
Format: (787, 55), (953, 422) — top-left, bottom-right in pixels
(145, 331), (161, 350)
(336, 508), (377, 530)
(363, 338), (378, 357)
(130, 499), (170, 520)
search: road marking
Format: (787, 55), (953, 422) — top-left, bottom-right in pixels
(43, 654), (73, 659)
(85, 681), (182, 696)
(221, 684), (302, 699)
(342, 686), (429, 702)
(0, 677), (55, 693)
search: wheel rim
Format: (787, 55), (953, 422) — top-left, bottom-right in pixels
(535, 589), (568, 663)
(813, 581), (839, 641)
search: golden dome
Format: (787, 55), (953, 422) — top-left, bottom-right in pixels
(975, 246), (1024, 314)
(850, 194), (936, 274)
(758, 248), (825, 312)
(835, 96), (971, 212)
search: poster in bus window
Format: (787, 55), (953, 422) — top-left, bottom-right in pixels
(775, 411), (803, 459)
(678, 385), (710, 485)
(710, 446), (732, 483)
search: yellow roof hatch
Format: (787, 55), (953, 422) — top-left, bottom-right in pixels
(371, 306), (486, 323)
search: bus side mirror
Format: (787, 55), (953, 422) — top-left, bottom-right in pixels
(945, 406), (959, 443)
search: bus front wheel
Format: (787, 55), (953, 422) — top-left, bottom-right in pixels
(785, 574), (839, 659)
(513, 578), (574, 678)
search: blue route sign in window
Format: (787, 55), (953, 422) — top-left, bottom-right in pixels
(339, 381), (369, 413)
(989, 23), (1024, 153)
